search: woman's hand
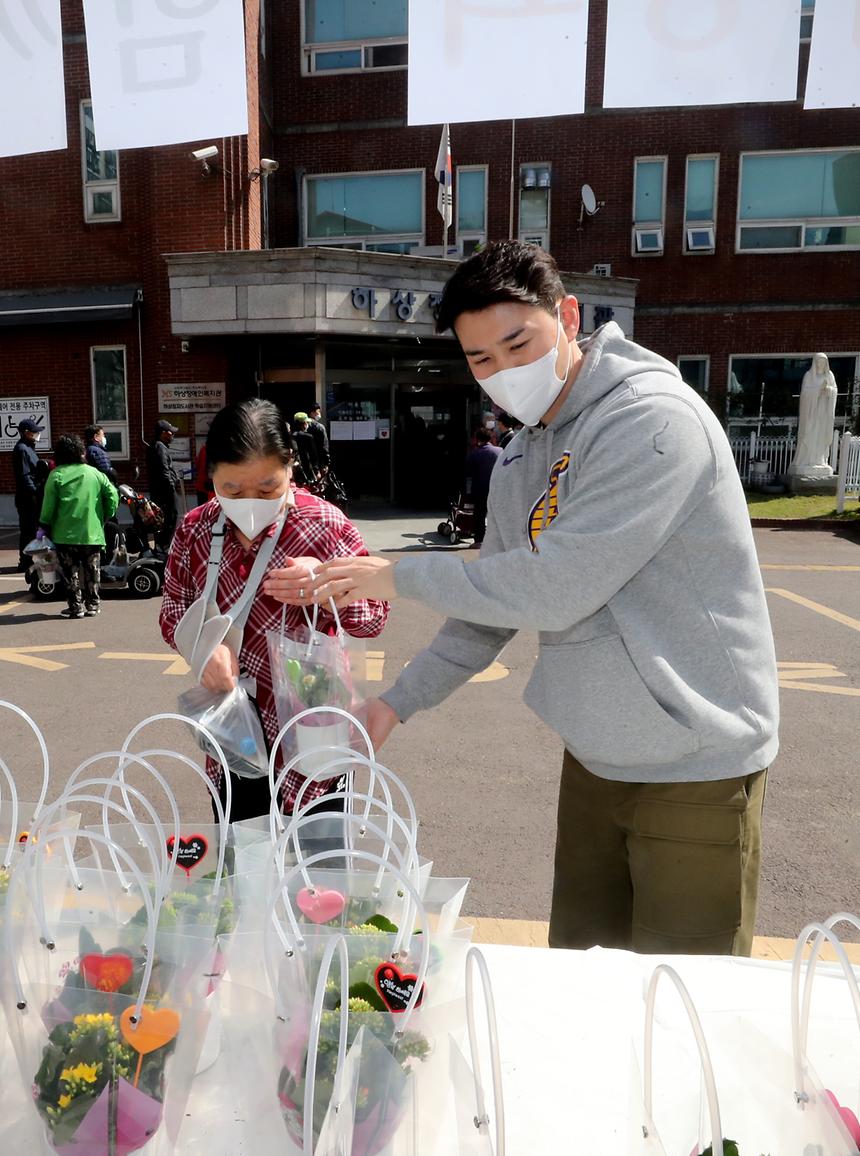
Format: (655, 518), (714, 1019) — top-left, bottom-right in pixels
(262, 556), (321, 606)
(201, 643), (239, 693)
(310, 555), (397, 608)
(363, 697), (400, 752)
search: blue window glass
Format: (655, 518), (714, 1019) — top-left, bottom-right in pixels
(307, 173), (422, 239)
(314, 49), (362, 70)
(305, 0), (407, 44)
(634, 159), (665, 223)
(740, 151), (860, 220)
(457, 169), (486, 233)
(685, 157), (717, 222)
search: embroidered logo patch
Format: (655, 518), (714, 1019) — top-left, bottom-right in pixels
(528, 452), (571, 550)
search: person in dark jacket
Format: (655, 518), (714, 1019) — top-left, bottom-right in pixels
(146, 419), (180, 550)
(292, 412), (320, 486)
(307, 402), (331, 470)
(496, 412), (518, 449)
(464, 427), (501, 544)
(84, 424), (119, 486)
(12, 418), (45, 569)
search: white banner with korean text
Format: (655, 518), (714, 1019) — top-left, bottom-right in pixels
(408, 0), (589, 125)
(0, 0), (66, 157)
(603, 0), (802, 108)
(82, 0), (249, 151)
(0, 396), (52, 452)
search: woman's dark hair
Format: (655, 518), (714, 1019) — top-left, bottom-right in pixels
(54, 434), (86, 466)
(435, 240), (566, 335)
(206, 398), (295, 469)
(84, 424), (102, 443)
(475, 427), (493, 445)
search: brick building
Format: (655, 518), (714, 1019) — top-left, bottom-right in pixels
(1, 0), (858, 512)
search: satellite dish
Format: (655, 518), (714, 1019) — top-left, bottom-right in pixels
(581, 184), (598, 215)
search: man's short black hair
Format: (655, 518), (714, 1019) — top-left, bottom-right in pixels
(496, 412), (514, 429)
(84, 424), (102, 443)
(475, 427), (493, 445)
(435, 240), (566, 335)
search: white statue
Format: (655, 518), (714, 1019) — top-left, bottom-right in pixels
(789, 353), (838, 479)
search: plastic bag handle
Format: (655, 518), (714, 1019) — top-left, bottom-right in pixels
(643, 964), (724, 1156)
(0, 700), (50, 822)
(268, 706), (375, 804)
(0, 752), (21, 870)
(62, 758), (180, 892)
(10, 828), (158, 1020)
(465, 947), (506, 1156)
(791, 917), (860, 1104)
(302, 935), (351, 1155)
(265, 845), (430, 1037)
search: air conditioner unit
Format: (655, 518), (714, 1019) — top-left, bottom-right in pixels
(592, 263), (612, 277)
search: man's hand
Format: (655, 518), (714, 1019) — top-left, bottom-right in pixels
(362, 697), (400, 753)
(262, 556), (320, 605)
(200, 643), (239, 693)
(311, 555), (397, 608)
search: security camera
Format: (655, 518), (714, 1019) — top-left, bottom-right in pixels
(190, 146), (219, 162)
(259, 158), (279, 173)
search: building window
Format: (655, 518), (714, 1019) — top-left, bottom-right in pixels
(302, 0), (407, 74)
(684, 155), (718, 253)
(456, 166), (487, 255)
(727, 353), (857, 424)
(632, 157), (666, 255)
(81, 102), (120, 223)
(260, 0), (267, 57)
(519, 165), (551, 249)
(737, 149), (860, 252)
(800, 0), (814, 41)
(677, 356), (710, 396)
(305, 170), (424, 252)
(91, 347), (129, 458)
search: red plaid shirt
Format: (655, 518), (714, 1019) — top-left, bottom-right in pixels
(160, 489), (389, 811)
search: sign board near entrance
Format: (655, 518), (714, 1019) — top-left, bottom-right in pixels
(157, 383), (225, 413)
(0, 396), (52, 452)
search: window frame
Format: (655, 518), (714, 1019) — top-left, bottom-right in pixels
(726, 350), (860, 424)
(632, 155), (667, 257)
(800, 0), (814, 42)
(303, 168), (426, 250)
(456, 164), (488, 255)
(518, 162), (551, 249)
(80, 101), (121, 224)
(260, 0), (267, 57)
(90, 345), (130, 460)
(735, 147), (860, 254)
(677, 355), (711, 396)
(300, 1), (407, 75)
(683, 154), (719, 255)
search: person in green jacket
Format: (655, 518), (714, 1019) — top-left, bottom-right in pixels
(38, 434), (119, 619)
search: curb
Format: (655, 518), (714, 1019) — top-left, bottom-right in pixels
(752, 517), (860, 536)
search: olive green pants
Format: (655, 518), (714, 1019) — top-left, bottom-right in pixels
(549, 751), (767, 955)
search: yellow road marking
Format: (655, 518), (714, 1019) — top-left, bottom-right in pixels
(777, 660), (859, 696)
(761, 564), (860, 572)
(366, 650), (385, 682)
(780, 682), (860, 697)
(99, 652), (190, 676)
(0, 642), (96, 672)
(469, 661), (510, 683)
(0, 602), (22, 613)
(766, 588), (860, 633)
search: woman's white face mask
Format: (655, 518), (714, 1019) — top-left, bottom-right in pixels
(215, 492), (285, 539)
(475, 305), (571, 427)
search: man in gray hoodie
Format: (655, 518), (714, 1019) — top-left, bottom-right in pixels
(291, 242), (779, 957)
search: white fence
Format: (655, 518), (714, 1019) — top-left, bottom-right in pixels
(836, 433), (860, 513)
(728, 431), (842, 485)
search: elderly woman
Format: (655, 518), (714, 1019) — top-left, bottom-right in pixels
(160, 398), (389, 821)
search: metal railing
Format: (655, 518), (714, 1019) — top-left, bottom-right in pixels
(728, 431), (842, 486)
(836, 433), (860, 513)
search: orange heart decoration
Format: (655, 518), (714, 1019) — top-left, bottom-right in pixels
(120, 1006), (180, 1056)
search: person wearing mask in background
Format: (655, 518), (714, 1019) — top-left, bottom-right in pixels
(84, 425), (119, 487)
(146, 419), (180, 551)
(496, 412), (518, 450)
(291, 413), (320, 487)
(13, 418), (45, 571)
(300, 240), (779, 959)
(307, 402), (331, 472)
(464, 427), (501, 545)
(38, 433), (118, 618)
(194, 441), (215, 506)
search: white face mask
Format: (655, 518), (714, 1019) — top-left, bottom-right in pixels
(96, 435), (106, 447)
(475, 306), (572, 427)
(215, 492), (285, 539)
(34, 432), (43, 443)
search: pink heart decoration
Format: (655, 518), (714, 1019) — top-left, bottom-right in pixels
(296, 886), (346, 924)
(826, 1090), (860, 1145)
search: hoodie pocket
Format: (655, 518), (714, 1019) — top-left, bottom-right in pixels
(527, 634), (700, 768)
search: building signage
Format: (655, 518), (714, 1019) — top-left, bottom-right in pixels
(157, 383), (225, 413)
(0, 396), (52, 452)
(350, 288), (444, 323)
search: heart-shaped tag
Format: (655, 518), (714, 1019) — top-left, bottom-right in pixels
(120, 1006), (181, 1056)
(80, 953), (134, 993)
(374, 962), (425, 1014)
(296, 886), (346, 924)
(166, 833), (209, 876)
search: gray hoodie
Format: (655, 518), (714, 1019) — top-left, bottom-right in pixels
(382, 322), (779, 784)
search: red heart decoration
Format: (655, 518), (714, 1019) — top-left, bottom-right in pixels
(166, 833), (209, 877)
(80, 953), (134, 993)
(374, 962), (425, 1014)
(826, 1090), (860, 1145)
(296, 886), (346, 924)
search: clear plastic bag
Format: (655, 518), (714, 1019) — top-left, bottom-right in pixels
(177, 684), (269, 780)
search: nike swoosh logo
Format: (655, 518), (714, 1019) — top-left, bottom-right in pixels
(502, 454), (524, 466)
